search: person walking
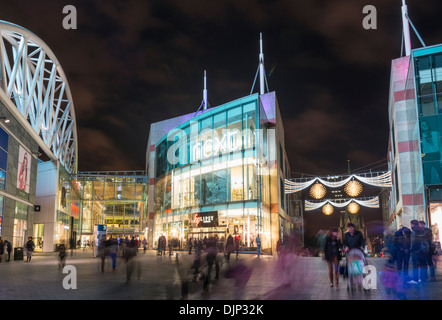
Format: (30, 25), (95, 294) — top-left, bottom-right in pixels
(109, 237), (118, 272)
(234, 234), (240, 259)
(97, 236), (108, 273)
(0, 237), (4, 263)
(142, 238), (147, 254)
(343, 223), (365, 253)
(256, 234), (262, 258)
(5, 240), (12, 262)
(323, 228), (342, 288)
(225, 235), (234, 262)
(58, 243), (67, 270)
(419, 220), (436, 282)
(409, 220), (428, 284)
(188, 237), (193, 255)
(25, 236), (35, 262)
(393, 226), (411, 283)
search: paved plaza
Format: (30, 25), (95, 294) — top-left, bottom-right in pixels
(0, 249), (441, 300)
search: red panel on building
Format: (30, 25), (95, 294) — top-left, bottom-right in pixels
(402, 193), (424, 205)
(394, 89), (415, 102)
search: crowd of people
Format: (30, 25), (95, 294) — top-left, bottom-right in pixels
(387, 219), (437, 284)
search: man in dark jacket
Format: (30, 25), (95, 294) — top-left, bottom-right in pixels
(409, 220), (428, 284)
(419, 220), (436, 282)
(343, 223), (365, 253)
(393, 226), (411, 282)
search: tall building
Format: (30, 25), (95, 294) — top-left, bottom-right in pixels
(387, 2), (442, 240)
(146, 91), (293, 254)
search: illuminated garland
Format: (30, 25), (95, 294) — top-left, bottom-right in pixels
(304, 196), (379, 211)
(285, 171), (391, 194)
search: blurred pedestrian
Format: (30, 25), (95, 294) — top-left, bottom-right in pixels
(58, 243), (67, 270)
(234, 234), (240, 259)
(109, 237), (118, 272)
(382, 260), (406, 300)
(25, 236), (35, 262)
(393, 226), (411, 283)
(169, 238), (173, 256)
(225, 235), (234, 262)
(124, 240), (138, 283)
(323, 228), (342, 288)
(188, 238), (193, 255)
(276, 238), (282, 258)
(256, 234), (262, 258)
(97, 236), (108, 273)
(192, 240), (202, 282)
(0, 237), (4, 263)
(69, 237), (75, 256)
(316, 230), (327, 257)
(343, 223), (365, 253)
(4, 240), (12, 262)
(420, 220), (436, 282)
(161, 235), (167, 256)
(142, 238), (147, 254)
(409, 220), (428, 284)
(225, 262), (253, 300)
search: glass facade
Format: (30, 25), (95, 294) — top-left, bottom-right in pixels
(74, 172), (148, 246)
(415, 50), (442, 186)
(0, 127), (8, 191)
(152, 94), (273, 252)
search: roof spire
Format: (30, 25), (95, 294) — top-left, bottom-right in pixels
(203, 70), (208, 110)
(259, 33), (265, 95)
(401, 0), (412, 56)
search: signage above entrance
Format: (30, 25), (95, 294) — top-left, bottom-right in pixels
(190, 211), (218, 228)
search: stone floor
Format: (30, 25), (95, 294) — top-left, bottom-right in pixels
(0, 249), (441, 300)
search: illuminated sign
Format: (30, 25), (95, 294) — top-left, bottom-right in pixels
(190, 211), (218, 228)
(192, 129), (241, 160)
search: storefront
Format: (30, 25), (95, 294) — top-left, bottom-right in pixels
(147, 92), (294, 254)
(74, 172), (148, 246)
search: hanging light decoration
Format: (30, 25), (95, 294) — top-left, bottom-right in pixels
(348, 202), (360, 214)
(309, 183), (327, 199)
(344, 180), (363, 197)
(322, 203), (334, 215)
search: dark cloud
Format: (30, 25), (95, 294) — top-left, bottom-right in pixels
(2, 0), (442, 176)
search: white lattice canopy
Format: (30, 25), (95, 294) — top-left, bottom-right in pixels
(0, 21), (78, 173)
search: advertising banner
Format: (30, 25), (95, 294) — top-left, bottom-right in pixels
(190, 211), (218, 228)
(17, 145), (31, 198)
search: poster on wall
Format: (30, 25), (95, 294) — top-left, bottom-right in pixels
(17, 145), (31, 196)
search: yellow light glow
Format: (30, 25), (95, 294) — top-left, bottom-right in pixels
(348, 202), (360, 214)
(344, 180), (363, 197)
(322, 203), (334, 215)
(310, 183), (327, 199)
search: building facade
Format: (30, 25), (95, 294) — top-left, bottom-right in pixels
(146, 92), (294, 254)
(73, 171), (148, 246)
(387, 44), (442, 240)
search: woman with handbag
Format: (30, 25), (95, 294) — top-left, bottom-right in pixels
(323, 228), (342, 288)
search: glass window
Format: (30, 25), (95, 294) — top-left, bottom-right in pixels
(228, 106), (243, 152)
(231, 166), (244, 201)
(104, 179), (115, 200)
(213, 169), (227, 204)
(201, 171), (213, 205)
(0, 127), (8, 152)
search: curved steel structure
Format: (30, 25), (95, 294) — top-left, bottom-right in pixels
(0, 20), (78, 173)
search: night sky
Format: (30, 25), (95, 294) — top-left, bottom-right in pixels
(3, 1), (442, 239)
